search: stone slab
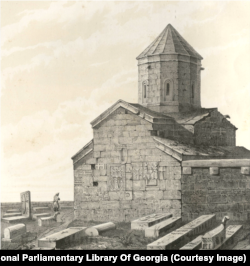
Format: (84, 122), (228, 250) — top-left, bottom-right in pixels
(181, 214), (216, 235)
(179, 235), (203, 250)
(145, 217), (181, 238)
(211, 225), (242, 250)
(147, 215), (216, 250)
(38, 227), (86, 248)
(59, 206), (74, 210)
(4, 224), (26, 239)
(1, 216), (30, 224)
(31, 247), (55, 250)
(38, 216), (57, 227)
(6, 209), (21, 213)
(131, 213), (172, 230)
(3, 212), (22, 218)
(33, 207), (50, 213)
(147, 227), (192, 250)
(32, 213), (51, 220)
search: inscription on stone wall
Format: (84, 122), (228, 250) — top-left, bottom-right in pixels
(131, 162), (159, 183)
(107, 165), (125, 191)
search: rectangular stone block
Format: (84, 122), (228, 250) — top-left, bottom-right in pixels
(163, 190), (181, 200)
(145, 217), (181, 238)
(183, 167), (192, 175)
(131, 212), (172, 230)
(38, 227), (86, 248)
(133, 191), (144, 200)
(241, 167), (250, 175)
(93, 151), (101, 158)
(180, 235), (202, 250)
(133, 180), (146, 191)
(85, 158), (96, 165)
(160, 200), (172, 209)
(126, 180), (133, 190)
(147, 214), (216, 250)
(144, 190), (163, 200)
(210, 167), (219, 175)
(147, 227), (192, 250)
(101, 201), (120, 209)
(93, 176), (108, 182)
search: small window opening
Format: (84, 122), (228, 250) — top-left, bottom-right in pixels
(150, 130), (157, 136)
(157, 131), (165, 137)
(91, 164), (95, 170)
(144, 84), (147, 98)
(93, 182), (98, 187)
(166, 83), (170, 95)
(191, 84), (194, 98)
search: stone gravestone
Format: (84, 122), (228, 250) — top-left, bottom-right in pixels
(20, 191), (31, 218)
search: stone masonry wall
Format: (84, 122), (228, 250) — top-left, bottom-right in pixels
(182, 167), (250, 222)
(73, 107), (182, 222)
(194, 110), (236, 146)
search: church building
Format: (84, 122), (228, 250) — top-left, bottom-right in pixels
(72, 24), (250, 223)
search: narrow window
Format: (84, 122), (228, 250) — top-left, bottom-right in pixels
(192, 84), (194, 98)
(144, 84), (147, 98)
(93, 182), (98, 187)
(91, 164), (95, 170)
(166, 83), (170, 95)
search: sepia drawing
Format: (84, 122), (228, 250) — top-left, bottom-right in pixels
(1, 1), (250, 250)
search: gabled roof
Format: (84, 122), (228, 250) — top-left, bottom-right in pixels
(71, 139), (93, 161)
(167, 108), (238, 129)
(154, 136), (250, 161)
(90, 99), (174, 128)
(137, 24), (203, 60)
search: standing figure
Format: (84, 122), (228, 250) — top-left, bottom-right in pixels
(53, 193), (60, 212)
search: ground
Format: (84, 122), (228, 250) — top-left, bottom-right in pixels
(1, 210), (250, 250)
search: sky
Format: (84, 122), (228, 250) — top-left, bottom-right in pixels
(1, 1), (250, 202)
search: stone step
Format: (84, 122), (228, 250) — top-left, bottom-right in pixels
(147, 214), (216, 250)
(1, 216), (30, 224)
(200, 225), (243, 250)
(131, 213), (172, 230)
(6, 209), (21, 213)
(32, 213), (51, 220)
(38, 227), (87, 249)
(33, 207), (50, 213)
(145, 217), (181, 238)
(3, 212), (22, 218)
(179, 235), (203, 250)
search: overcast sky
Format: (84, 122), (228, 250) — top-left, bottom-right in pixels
(1, 1), (250, 202)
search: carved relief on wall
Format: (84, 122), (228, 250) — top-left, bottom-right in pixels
(107, 164), (125, 191)
(131, 162), (159, 185)
(132, 163), (143, 180)
(114, 144), (128, 164)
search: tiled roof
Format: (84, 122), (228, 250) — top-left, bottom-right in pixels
(137, 24), (203, 60)
(90, 99), (174, 128)
(154, 136), (250, 160)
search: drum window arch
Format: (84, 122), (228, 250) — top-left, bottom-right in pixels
(163, 79), (174, 101)
(142, 80), (149, 103)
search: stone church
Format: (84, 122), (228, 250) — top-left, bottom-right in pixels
(72, 24), (250, 223)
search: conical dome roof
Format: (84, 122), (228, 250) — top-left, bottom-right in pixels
(137, 24), (203, 60)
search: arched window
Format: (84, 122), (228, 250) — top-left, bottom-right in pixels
(144, 84), (147, 98)
(166, 83), (170, 95)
